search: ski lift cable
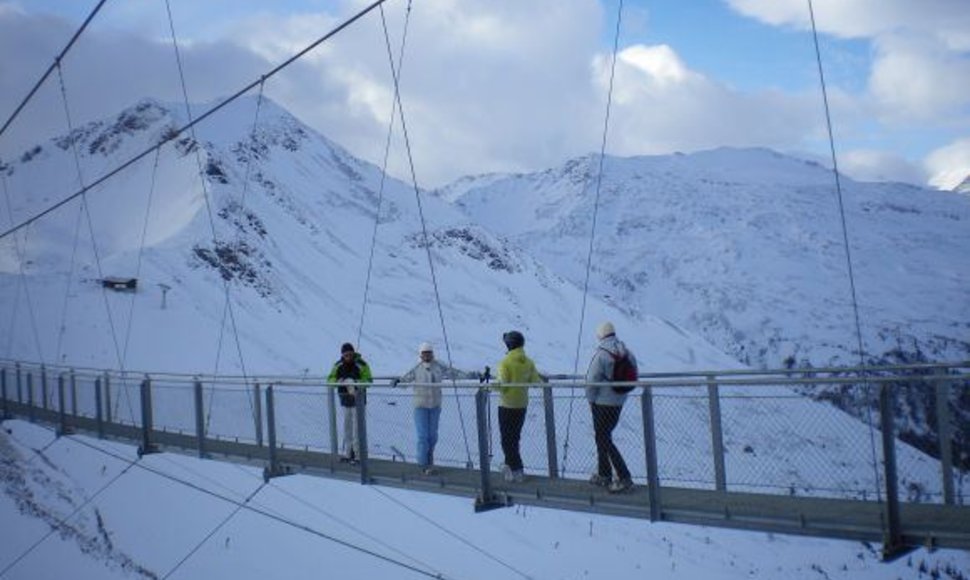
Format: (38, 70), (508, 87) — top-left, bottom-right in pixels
(356, 0), (414, 351)
(561, 0), (625, 477)
(0, 0), (109, 141)
(0, 0), (394, 245)
(806, 0), (883, 507)
(65, 434), (449, 579)
(162, 0), (254, 427)
(1, 176), (46, 363)
(377, 2), (474, 468)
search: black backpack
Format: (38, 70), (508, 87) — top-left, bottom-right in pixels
(605, 349), (638, 393)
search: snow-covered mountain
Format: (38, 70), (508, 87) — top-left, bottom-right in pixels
(955, 175), (970, 195)
(442, 149), (970, 369)
(0, 97), (736, 376)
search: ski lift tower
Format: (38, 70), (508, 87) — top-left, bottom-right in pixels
(158, 283), (171, 309)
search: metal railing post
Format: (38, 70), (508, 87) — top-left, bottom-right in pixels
(70, 369), (77, 416)
(57, 373), (69, 435)
(935, 372), (955, 506)
(356, 388), (369, 484)
(474, 387), (500, 511)
(194, 379), (206, 458)
(95, 376), (104, 438)
(253, 382), (263, 447)
(26, 371), (35, 423)
(542, 385), (559, 479)
(1, 367), (8, 420)
(104, 372), (112, 424)
(41, 365), (48, 410)
(263, 385), (286, 481)
(327, 383), (338, 471)
(641, 385), (661, 522)
(138, 376), (158, 456)
(707, 375), (727, 492)
(16, 363), (22, 404)
(879, 383), (904, 558)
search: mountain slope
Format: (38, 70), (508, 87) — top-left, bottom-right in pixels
(0, 98), (737, 376)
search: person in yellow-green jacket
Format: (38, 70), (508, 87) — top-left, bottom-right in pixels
(496, 330), (542, 483)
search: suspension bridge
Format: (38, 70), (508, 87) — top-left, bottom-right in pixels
(2, 359), (969, 560)
(0, 0), (968, 573)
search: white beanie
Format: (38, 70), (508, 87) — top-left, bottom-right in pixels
(419, 342), (434, 354)
(596, 321), (615, 340)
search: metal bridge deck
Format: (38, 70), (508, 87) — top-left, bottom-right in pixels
(6, 400), (969, 554)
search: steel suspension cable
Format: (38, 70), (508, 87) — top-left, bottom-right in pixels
(356, 0), (414, 350)
(0, 0), (108, 141)
(377, 3), (473, 467)
(206, 81), (266, 433)
(372, 487), (533, 580)
(161, 482), (267, 579)
(55, 62), (134, 422)
(0, 456), (141, 578)
(162, 0), (254, 429)
(1, 175), (45, 363)
(115, 147), (163, 420)
(561, 0), (625, 477)
(807, 0), (882, 504)
(0, 0), (392, 244)
(66, 435), (450, 579)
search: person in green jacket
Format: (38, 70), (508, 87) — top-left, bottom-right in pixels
(496, 330), (541, 483)
(327, 342), (373, 463)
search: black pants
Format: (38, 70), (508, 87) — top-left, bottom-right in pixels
(498, 406), (526, 471)
(592, 403), (630, 480)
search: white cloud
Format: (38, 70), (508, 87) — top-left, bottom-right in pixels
(725, 0), (970, 50)
(840, 149), (927, 185)
(1, 1), (959, 190)
(869, 34), (970, 122)
(925, 138), (970, 190)
(725, 0), (970, 123)
(598, 44), (819, 158)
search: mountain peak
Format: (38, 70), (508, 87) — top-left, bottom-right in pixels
(954, 174), (970, 194)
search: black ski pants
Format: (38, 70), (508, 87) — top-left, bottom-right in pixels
(591, 403), (630, 481)
(498, 406), (527, 471)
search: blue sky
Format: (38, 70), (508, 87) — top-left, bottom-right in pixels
(1, 0), (968, 188)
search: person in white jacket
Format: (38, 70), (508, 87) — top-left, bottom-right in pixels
(394, 342), (454, 475)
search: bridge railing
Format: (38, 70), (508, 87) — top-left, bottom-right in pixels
(1, 360), (967, 508)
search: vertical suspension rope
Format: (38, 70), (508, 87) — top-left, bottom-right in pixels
(116, 147), (162, 419)
(356, 0), (414, 350)
(55, 62), (135, 421)
(806, 0), (882, 503)
(207, 81), (266, 433)
(561, 0), (625, 477)
(1, 174), (45, 363)
(164, 0), (253, 422)
(377, 3), (473, 466)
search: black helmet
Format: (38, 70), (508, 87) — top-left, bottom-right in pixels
(503, 330), (524, 351)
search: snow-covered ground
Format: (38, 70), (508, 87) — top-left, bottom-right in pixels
(3, 420), (969, 580)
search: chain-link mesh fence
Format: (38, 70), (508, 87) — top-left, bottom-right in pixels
(2, 361), (968, 507)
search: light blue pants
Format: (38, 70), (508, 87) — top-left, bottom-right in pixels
(414, 406), (441, 467)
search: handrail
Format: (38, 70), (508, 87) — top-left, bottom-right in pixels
(0, 358), (966, 389)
